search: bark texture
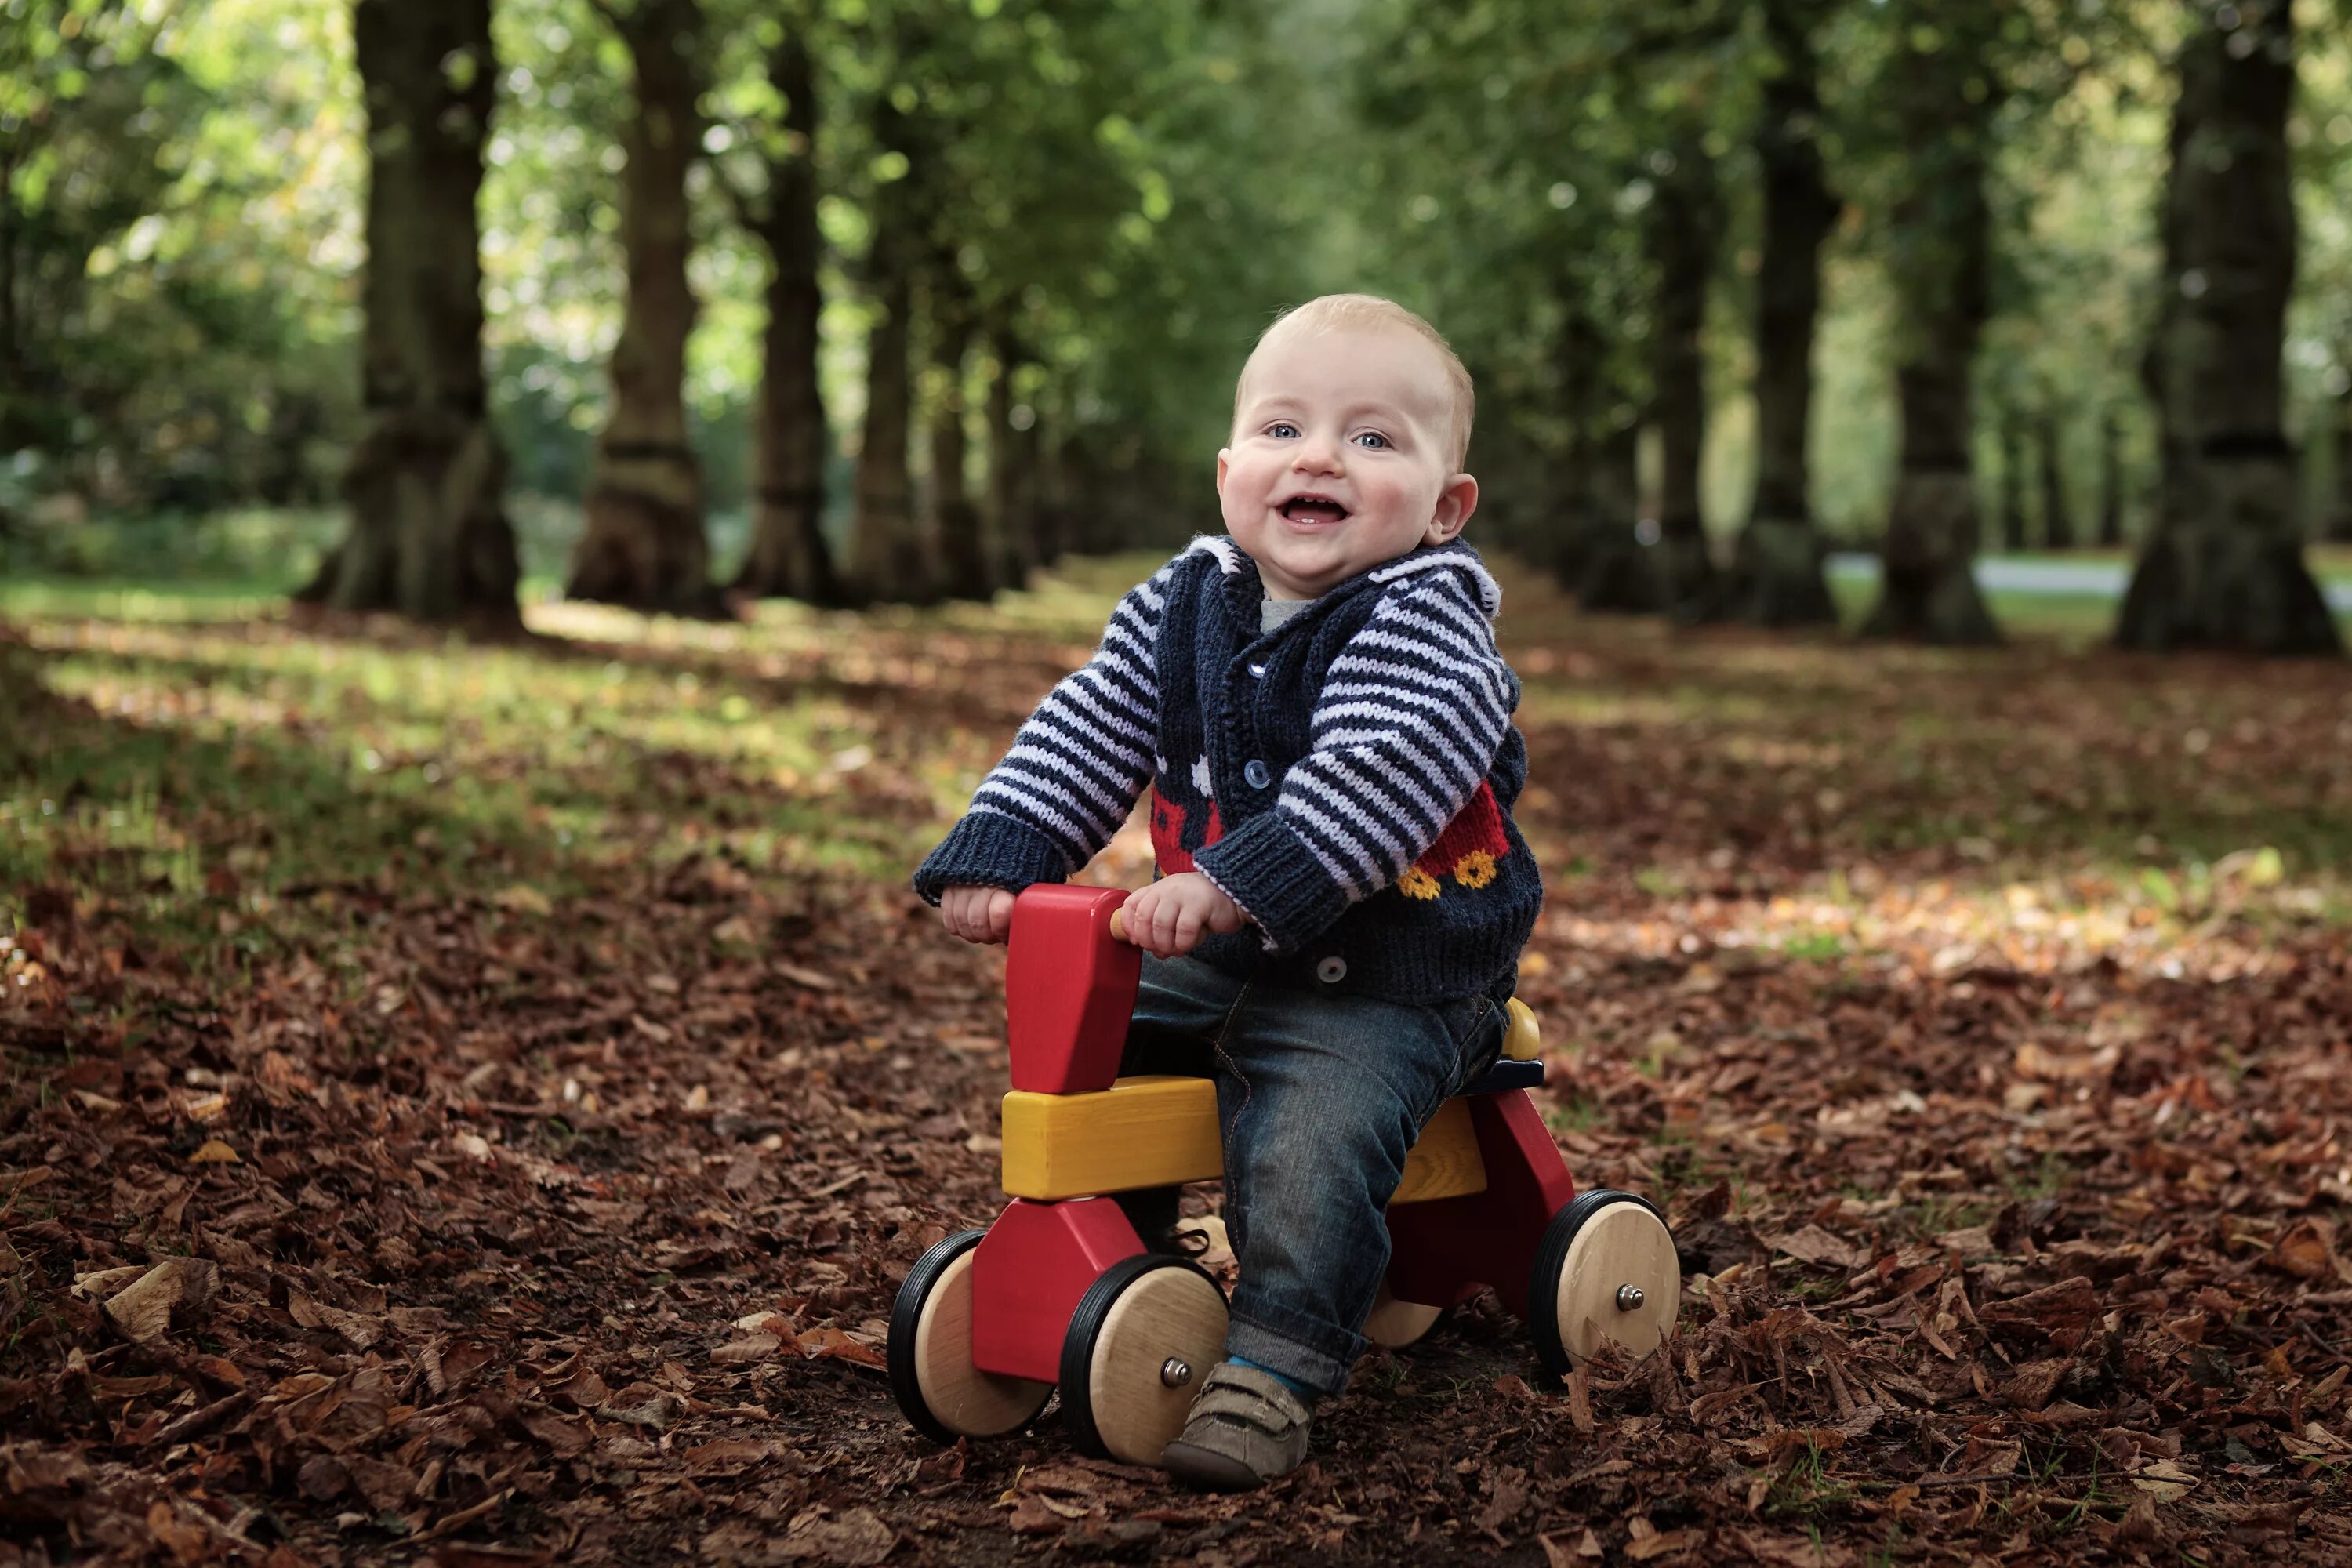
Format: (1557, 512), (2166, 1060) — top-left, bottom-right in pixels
(1997, 411), (2027, 552)
(2098, 408), (2126, 547)
(1547, 287), (1602, 592)
(1574, 419), (1657, 613)
(300, 0), (518, 626)
(2328, 387), (2352, 543)
(2118, 1), (2336, 654)
(1862, 8), (1999, 645)
(733, 22), (840, 604)
(844, 59), (933, 604)
(928, 269), (992, 602)
(1724, 0), (1838, 627)
(2037, 407), (2073, 550)
(988, 328), (1041, 590)
(565, 0), (716, 615)
(1646, 140), (1720, 617)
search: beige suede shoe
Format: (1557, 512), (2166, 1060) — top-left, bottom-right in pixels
(1159, 1361), (1314, 1490)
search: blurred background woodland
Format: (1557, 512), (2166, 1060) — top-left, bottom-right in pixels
(2, 0), (2350, 650)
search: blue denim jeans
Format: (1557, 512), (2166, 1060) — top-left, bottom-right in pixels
(1112, 954), (1508, 1398)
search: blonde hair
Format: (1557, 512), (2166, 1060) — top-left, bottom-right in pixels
(1236, 294), (1475, 470)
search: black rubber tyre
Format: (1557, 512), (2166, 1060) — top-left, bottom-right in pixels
(1058, 1253), (1229, 1465)
(1527, 1189), (1679, 1380)
(889, 1229), (1052, 1446)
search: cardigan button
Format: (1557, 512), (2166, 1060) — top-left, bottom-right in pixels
(1244, 759), (1272, 790)
(1315, 956), (1347, 985)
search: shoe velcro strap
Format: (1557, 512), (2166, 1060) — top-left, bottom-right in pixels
(1193, 1363), (1312, 1431)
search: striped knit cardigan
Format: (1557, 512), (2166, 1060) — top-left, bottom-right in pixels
(912, 535), (1542, 1004)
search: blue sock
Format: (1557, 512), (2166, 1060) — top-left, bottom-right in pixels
(1231, 1356), (1314, 1399)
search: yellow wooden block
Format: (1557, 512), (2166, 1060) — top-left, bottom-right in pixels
(1392, 1098), (1486, 1204)
(1000, 1076), (1488, 1203)
(1000, 1076), (1222, 1200)
(1501, 997), (1542, 1061)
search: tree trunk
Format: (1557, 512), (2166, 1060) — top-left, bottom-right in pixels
(2037, 405), (2073, 550)
(2096, 406), (2125, 547)
(845, 79), (930, 604)
(565, 0), (715, 615)
(929, 269), (991, 601)
(988, 328), (1040, 589)
(1646, 140), (1719, 617)
(300, 0), (518, 626)
(1575, 418), (1659, 612)
(2118, 1), (2336, 654)
(1724, 0), (1838, 627)
(1996, 409), (2027, 552)
(733, 21), (840, 604)
(1861, 7), (1999, 645)
(2328, 384), (2352, 543)
(1548, 285), (1601, 591)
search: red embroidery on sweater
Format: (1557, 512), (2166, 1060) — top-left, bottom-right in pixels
(1402, 782), (1510, 898)
(1149, 790), (1224, 875)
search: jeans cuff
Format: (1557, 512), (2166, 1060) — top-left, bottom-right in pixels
(1225, 1301), (1361, 1399)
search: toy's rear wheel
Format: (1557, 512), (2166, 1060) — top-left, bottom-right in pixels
(1361, 1280), (1444, 1348)
(1059, 1254), (1229, 1466)
(888, 1229), (1053, 1444)
(1528, 1190), (1679, 1379)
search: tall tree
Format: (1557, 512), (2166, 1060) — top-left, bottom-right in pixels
(2117, 1), (2336, 653)
(1721, 0), (1839, 627)
(2328, 381), (2352, 543)
(564, 0), (717, 615)
(299, 0), (519, 625)
(1861, 2), (2000, 644)
(2096, 406), (2126, 548)
(927, 262), (992, 601)
(1996, 407), (2027, 552)
(1646, 136), (1721, 616)
(2036, 397), (2073, 550)
(726, 13), (841, 604)
(844, 58), (931, 604)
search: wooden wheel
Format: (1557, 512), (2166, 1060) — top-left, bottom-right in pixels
(888, 1230), (1053, 1444)
(1058, 1254), (1229, 1466)
(1361, 1280), (1444, 1348)
(1528, 1190), (1680, 1378)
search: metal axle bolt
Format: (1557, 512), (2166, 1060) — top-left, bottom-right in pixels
(1160, 1357), (1193, 1388)
(1615, 1284), (1646, 1312)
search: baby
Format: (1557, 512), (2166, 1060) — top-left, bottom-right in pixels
(913, 294), (1541, 1488)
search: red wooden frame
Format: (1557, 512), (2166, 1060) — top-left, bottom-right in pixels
(1005, 886), (1139, 1094)
(968, 1197), (1145, 1383)
(1382, 1091), (1577, 1319)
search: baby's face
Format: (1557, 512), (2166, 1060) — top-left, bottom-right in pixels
(1218, 326), (1476, 601)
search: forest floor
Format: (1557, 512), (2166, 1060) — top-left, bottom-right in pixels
(4, 557), (2352, 1567)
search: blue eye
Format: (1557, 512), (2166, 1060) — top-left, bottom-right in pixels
(1268, 422), (1300, 439)
(1354, 431), (1391, 450)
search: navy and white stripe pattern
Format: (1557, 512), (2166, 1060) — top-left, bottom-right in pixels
(1243, 562), (1513, 906)
(962, 558), (1174, 872)
(914, 537), (1543, 1004)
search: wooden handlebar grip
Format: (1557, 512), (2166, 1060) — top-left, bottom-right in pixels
(1108, 908), (1127, 942)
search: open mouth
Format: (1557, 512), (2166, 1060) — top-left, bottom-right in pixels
(1278, 494), (1350, 524)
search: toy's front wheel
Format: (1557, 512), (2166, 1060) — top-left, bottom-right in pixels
(1059, 1254), (1229, 1466)
(888, 1229), (1053, 1444)
(1529, 1190), (1679, 1378)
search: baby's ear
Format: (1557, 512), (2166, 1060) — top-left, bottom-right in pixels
(1425, 473), (1479, 543)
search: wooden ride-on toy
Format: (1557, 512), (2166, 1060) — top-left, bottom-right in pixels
(889, 885), (1681, 1466)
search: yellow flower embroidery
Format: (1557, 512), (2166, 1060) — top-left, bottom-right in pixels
(1453, 850), (1497, 890)
(1398, 866), (1441, 900)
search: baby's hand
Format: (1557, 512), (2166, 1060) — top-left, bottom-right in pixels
(1118, 872), (1244, 958)
(940, 884), (1015, 945)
